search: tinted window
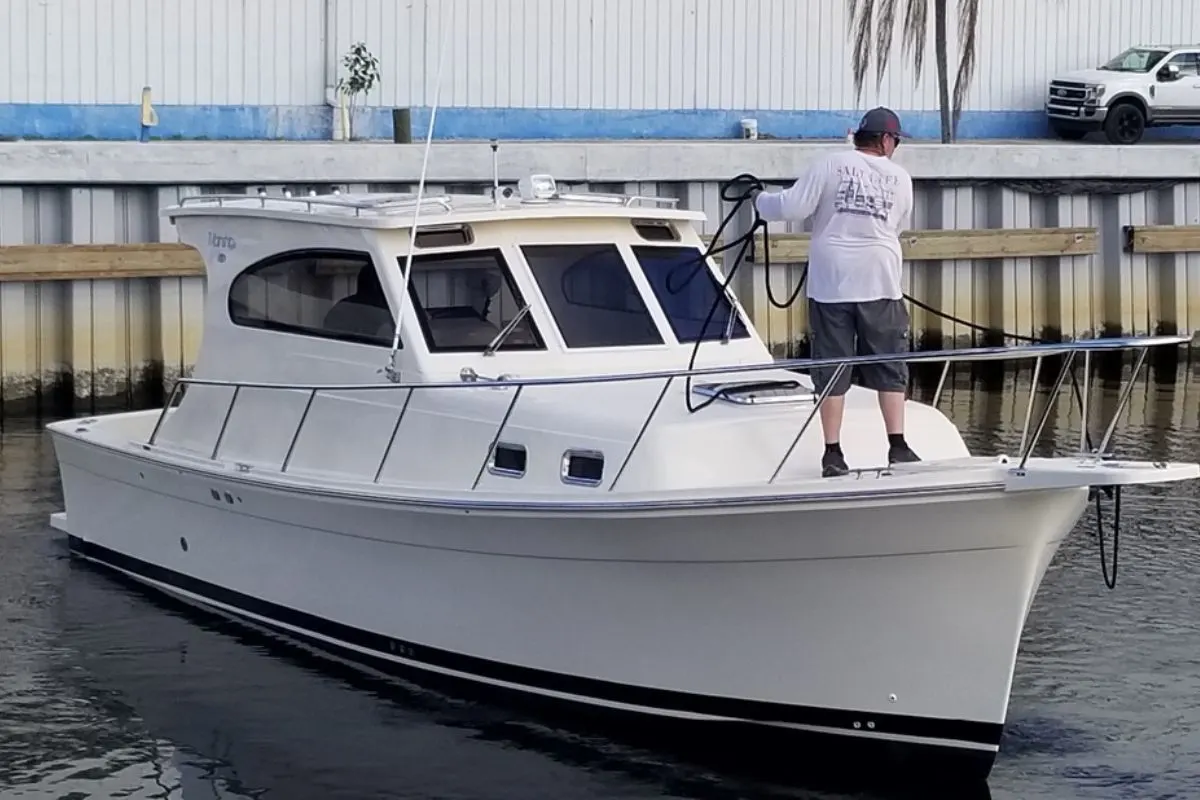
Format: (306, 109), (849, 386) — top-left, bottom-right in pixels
(403, 249), (544, 353)
(630, 245), (750, 343)
(521, 244), (663, 348)
(229, 250), (397, 347)
(1167, 52), (1200, 77)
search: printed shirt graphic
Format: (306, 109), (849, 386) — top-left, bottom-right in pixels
(754, 150), (913, 303)
(833, 166), (898, 222)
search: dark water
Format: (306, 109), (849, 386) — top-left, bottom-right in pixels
(3, 354), (1200, 800)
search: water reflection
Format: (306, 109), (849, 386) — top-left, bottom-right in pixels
(2, 351), (1199, 799)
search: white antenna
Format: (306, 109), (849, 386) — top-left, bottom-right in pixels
(384, 14), (454, 383)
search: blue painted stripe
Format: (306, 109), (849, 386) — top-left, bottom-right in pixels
(1, 103), (1197, 142)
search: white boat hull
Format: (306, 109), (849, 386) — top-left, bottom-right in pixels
(48, 428), (1095, 779)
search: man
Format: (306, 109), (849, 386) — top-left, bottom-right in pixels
(752, 107), (921, 477)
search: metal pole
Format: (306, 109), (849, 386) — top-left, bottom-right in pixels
(147, 381), (183, 446)
(1018, 356), (1043, 457)
(932, 360), (951, 410)
(471, 386), (524, 490)
(1018, 351), (1075, 470)
(1078, 350), (1091, 454)
(608, 377), (673, 492)
(769, 363), (847, 484)
(1095, 347), (1148, 458)
(374, 388), (416, 484)
(210, 386), (242, 460)
(280, 389), (319, 473)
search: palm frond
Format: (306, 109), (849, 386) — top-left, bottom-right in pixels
(951, 0), (979, 131)
(874, 0), (900, 89)
(848, 0), (876, 100)
(900, 0), (929, 83)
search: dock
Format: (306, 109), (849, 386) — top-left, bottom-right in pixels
(1, 139), (1198, 417)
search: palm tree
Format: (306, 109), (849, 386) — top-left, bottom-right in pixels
(847, 0), (980, 143)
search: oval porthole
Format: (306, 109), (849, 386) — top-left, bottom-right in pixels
(561, 449), (604, 487)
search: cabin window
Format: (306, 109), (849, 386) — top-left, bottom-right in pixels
(521, 244), (664, 348)
(630, 245), (750, 343)
(401, 249), (544, 353)
(487, 442), (527, 478)
(561, 449), (605, 487)
(228, 249), (398, 347)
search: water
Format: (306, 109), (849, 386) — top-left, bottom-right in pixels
(3, 354), (1200, 800)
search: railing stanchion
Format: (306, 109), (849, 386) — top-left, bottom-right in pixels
(1079, 350), (1091, 454)
(609, 376), (673, 492)
(769, 363), (846, 484)
(471, 386), (524, 490)
(933, 360), (951, 410)
(1018, 351), (1075, 470)
(281, 389), (319, 473)
(1018, 356), (1044, 457)
(374, 387), (416, 484)
(1095, 347), (1148, 459)
(147, 381), (183, 446)
(210, 386), (241, 460)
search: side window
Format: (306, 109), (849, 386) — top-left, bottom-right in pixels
(521, 243), (664, 348)
(404, 249), (544, 353)
(228, 250), (398, 347)
(1168, 52), (1200, 77)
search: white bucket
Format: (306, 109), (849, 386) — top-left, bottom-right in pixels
(740, 118), (759, 140)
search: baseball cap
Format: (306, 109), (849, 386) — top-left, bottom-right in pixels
(855, 107), (910, 138)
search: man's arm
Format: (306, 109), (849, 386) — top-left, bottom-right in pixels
(753, 160), (827, 223)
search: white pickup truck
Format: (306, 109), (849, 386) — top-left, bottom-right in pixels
(1045, 44), (1200, 144)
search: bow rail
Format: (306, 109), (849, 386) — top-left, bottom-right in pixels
(144, 335), (1190, 490)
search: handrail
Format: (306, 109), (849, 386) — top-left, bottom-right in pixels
(155, 335), (1188, 395)
(145, 334), (1182, 488)
(175, 193), (457, 217)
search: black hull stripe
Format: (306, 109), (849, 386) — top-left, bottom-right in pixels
(68, 536), (1003, 748)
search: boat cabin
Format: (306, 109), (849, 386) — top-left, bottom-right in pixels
(153, 177), (967, 494)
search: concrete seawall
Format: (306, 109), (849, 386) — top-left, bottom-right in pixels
(0, 140), (1198, 418)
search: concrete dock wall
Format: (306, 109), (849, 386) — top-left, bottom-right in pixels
(0, 140), (1198, 416)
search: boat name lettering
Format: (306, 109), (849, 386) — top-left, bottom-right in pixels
(208, 232), (237, 250)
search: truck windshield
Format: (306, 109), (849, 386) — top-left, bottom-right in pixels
(1100, 48), (1168, 72)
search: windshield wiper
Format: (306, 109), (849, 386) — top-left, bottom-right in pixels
(483, 304), (532, 356)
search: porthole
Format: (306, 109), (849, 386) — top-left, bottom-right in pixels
(561, 449), (605, 487)
(487, 442), (527, 478)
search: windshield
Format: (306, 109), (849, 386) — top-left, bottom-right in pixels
(1100, 48), (1168, 72)
(521, 243), (664, 348)
(629, 245), (750, 343)
(399, 249), (544, 353)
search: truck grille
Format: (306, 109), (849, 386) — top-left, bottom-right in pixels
(1048, 81), (1088, 108)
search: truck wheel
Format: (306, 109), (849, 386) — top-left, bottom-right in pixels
(1051, 125), (1087, 141)
(1104, 102), (1146, 144)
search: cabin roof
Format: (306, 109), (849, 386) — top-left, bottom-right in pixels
(162, 185), (706, 230)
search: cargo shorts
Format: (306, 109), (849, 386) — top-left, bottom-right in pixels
(808, 298), (910, 397)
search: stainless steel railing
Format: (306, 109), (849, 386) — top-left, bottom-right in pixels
(144, 335), (1186, 490)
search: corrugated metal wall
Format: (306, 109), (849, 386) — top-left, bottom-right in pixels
(2, 0), (1195, 111)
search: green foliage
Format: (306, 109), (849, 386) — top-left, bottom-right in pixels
(337, 42), (381, 100)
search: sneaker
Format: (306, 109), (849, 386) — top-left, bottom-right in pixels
(888, 444), (922, 464)
(821, 450), (850, 477)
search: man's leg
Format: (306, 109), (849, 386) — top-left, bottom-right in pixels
(855, 299), (921, 464)
(808, 299), (856, 477)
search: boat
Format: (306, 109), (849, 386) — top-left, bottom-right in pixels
(45, 173), (1200, 782)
